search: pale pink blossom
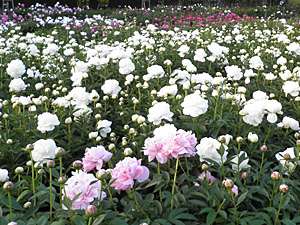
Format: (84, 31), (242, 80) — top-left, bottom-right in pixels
(143, 138), (168, 164)
(63, 171), (106, 210)
(82, 145), (112, 172)
(195, 171), (216, 186)
(110, 157), (149, 190)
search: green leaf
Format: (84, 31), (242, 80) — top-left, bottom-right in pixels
(237, 191), (248, 206)
(1, 196), (25, 211)
(73, 215), (87, 225)
(51, 220), (68, 225)
(38, 214), (50, 225)
(108, 220), (128, 225)
(21, 205), (39, 219)
(154, 219), (172, 225)
(168, 208), (187, 220)
(29, 189), (48, 200)
(292, 214), (300, 223)
(219, 210), (227, 219)
(173, 213), (197, 220)
(16, 190), (32, 202)
(250, 220), (266, 225)
(281, 219), (296, 225)
(92, 215), (106, 225)
(199, 207), (215, 214)
(206, 212), (217, 225)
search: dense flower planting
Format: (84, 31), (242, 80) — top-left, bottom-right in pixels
(0, 2), (300, 225)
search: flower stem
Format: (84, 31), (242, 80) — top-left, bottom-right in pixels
(213, 94), (219, 121)
(8, 191), (13, 222)
(274, 193), (284, 225)
(220, 144), (225, 181)
(269, 181), (277, 207)
(63, 187), (74, 225)
(29, 151), (36, 207)
(88, 217), (93, 225)
(257, 152), (265, 185)
(212, 198), (226, 225)
(132, 188), (150, 221)
(99, 180), (103, 209)
(230, 191), (239, 225)
(263, 124), (273, 144)
(157, 162), (162, 203)
(171, 156), (180, 210)
(49, 168), (53, 222)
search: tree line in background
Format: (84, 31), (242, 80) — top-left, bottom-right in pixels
(12, 0), (287, 8)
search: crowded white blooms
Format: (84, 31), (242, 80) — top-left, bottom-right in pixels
(32, 139), (57, 164)
(97, 120), (112, 137)
(119, 58), (135, 75)
(37, 112), (60, 133)
(6, 59), (26, 79)
(286, 42), (300, 55)
(282, 81), (300, 97)
(147, 102), (174, 125)
(194, 48), (207, 62)
(157, 85), (178, 97)
(146, 65), (165, 79)
(181, 92), (208, 117)
(101, 79), (121, 96)
(0, 168), (9, 182)
(277, 116), (300, 131)
(9, 78), (26, 92)
(249, 56), (264, 70)
(196, 137), (228, 165)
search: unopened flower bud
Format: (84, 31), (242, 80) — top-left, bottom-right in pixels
(3, 181), (14, 191)
(15, 167), (24, 174)
(72, 160), (83, 170)
(297, 140), (300, 147)
(96, 169), (106, 180)
(260, 145), (268, 152)
(47, 160), (55, 168)
(124, 148), (133, 156)
(223, 179), (234, 188)
(65, 117), (72, 124)
(55, 147), (65, 157)
(218, 136), (226, 144)
(295, 132), (300, 139)
(201, 164), (208, 171)
(23, 201), (32, 209)
(236, 137), (243, 143)
(89, 132), (98, 139)
(25, 144), (34, 151)
(279, 184), (289, 193)
(283, 153), (291, 160)
(85, 205), (97, 217)
(38, 169), (45, 174)
(242, 172), (248, 179)
(108, 143), (115, 150)
(6, 139), (13, 144)
(271, 171), (280, 180)
(57, 176), (67, 184)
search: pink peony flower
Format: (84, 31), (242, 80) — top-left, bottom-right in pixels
(82, 145), (112, 172)
(143, 137), (168, 164)
(195, 171), (216, 186)
(162, 129), (197, 158)
(63, 171), (106, 210)
(110, 157), (149, 190)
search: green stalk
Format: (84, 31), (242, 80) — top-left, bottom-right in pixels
(99, 180), (103, 208)
(8, 191), (13, 222)
(59, 157), (63, 206)
(171, 157), (180, 210)
(157, 162), (162, 203)
(29, 151), (36, 207)
(269, 181), (277, 207)
(49, 168), (53, 222)
(132, 188), (150, 221)
(63, 187), (74, 225)
(274, 193), (284, 225)
(88, 217), (93, 225)
(213, 94), (220, 121)
(230, 191), (239, 225)
(257, 152), (265, 185)
(220, 144), (225, 180)
(212, 198), (226, 225)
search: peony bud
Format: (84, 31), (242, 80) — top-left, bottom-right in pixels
(242, 172), (248, 179)
(23, 201), (32, 209)
(124, 148), (133, 156)
(218, 136), (226, 144)
(201, 164), (208, 171)
(47, 160), (55, 168)
(279, 184), (289, 193)
(248, 132), (258, 143)
(85, 205), (97, 217)
(96, 169), (106, 180)
(72, 160), (83, 170)
(15, 167), (24, 174)
(236, 137), (243, 143)
(297, 140), (300, 147)
(65, 117), (72, 124)
(283, 153), (291, 160)
(271, 171), (280, 180)
(55, 147), (65, 157)
(25, 144), (34, 151)
(57, 176), (67, 185)
(3, 181), (14, 191)
(260, 145), (268, 152)
(223, 179), (234, 188)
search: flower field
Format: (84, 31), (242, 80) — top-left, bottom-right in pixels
(0, 2), (300, 225)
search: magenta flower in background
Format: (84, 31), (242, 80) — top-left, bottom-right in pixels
(63, 171), (106, 210)
(110, 157), (149, 190)
(82, 145), (112, 172)
(195, 171), (216, 186)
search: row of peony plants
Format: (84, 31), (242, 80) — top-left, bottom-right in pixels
(0, 2), (300, 225)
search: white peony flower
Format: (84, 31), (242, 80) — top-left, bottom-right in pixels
(225, 65), (243, 81)
(248, 132), (258, 143)
(264, 100), (283, 123)
(240, 102), (265, 126)
(282, 81), (300, 97)
(9, 78), (26, 92)
(147, 102), (174, 125)
(153, 124), (177, 139)
(0, 168), (9, 182)
(231, 151), (250, 171)
(119, 58), (135, 75)
(277, 116), (300, 131)
(37, 112), (60, 133)
(101, 79), (121, 96)
(32, 139), (57, 164)
(249, 56), (264, 70)
(157, 85), (178, 97)
(181, 92), (208, 117)
(194, 48), (207, 62)
(147, 65), (165, 78)
(286, 42), (300, 55)
(196, 137), (228, 165)
(97, 120), (112, 137)
(6, 59), (26, 79)
(67, 87), (91, 107)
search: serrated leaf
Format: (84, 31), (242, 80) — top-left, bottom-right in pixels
(206, 212), (217, 225)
